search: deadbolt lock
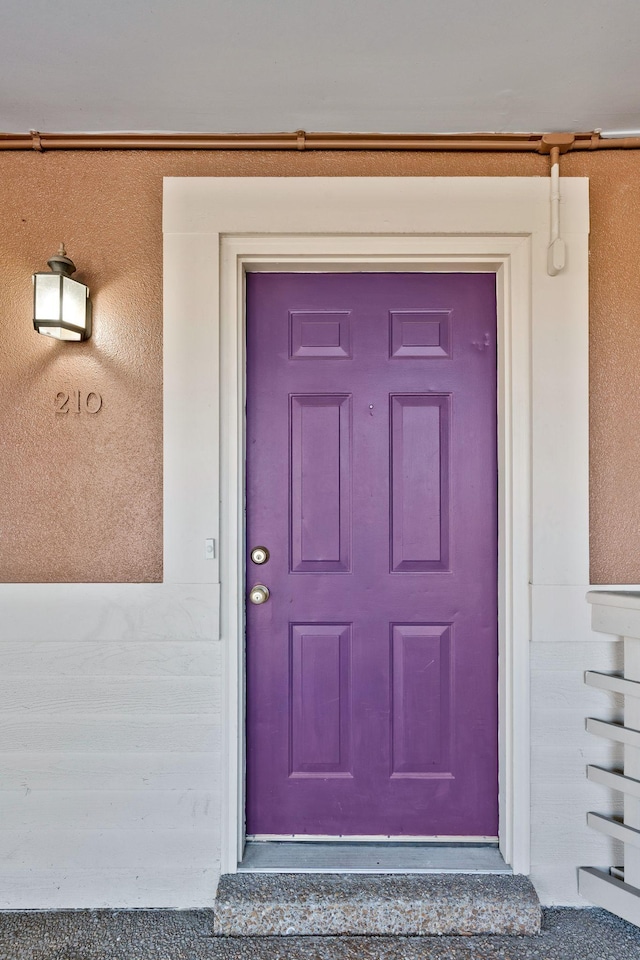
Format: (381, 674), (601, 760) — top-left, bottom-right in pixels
(249, 584), (270, 605)
(251, 546), (270, 565)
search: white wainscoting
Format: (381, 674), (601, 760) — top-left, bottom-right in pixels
(530, 640), (624, 904)
(0, 584), (220, 908)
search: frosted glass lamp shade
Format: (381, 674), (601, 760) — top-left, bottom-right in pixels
(33, 266), (91, 341)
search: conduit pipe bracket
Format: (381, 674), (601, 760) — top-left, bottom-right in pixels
(29, 129), (43, 152)
(538, 133), (575, 155)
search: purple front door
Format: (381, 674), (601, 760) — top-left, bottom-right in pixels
(246, 273), (498, 837)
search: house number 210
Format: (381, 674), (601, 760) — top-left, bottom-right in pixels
(55, 391), (103, 415)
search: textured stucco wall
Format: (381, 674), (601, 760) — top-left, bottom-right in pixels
(0, 149), (637, 582)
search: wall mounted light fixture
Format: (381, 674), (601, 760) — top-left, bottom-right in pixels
(33, 245), (91, 341)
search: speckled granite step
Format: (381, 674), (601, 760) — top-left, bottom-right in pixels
(213, 874), (541, 936)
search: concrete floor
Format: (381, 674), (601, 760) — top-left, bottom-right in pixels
(1, 909), (639, 960)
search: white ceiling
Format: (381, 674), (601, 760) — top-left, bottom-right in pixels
(2, 0), (640, 135)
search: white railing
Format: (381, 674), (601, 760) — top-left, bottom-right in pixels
(579, 591), (640, 925)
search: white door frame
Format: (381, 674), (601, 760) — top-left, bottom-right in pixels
(163, 176), (590, 880)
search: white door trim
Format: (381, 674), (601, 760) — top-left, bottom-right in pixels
(162, 176), (590, 881)
(219, 237), (529, 874)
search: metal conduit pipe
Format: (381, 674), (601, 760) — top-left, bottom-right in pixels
(1, 130), (640, 152)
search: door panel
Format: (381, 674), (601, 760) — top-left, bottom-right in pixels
(246, 272), (497, 837)
(290, 394), (351, 572)
(390, 623), (452, 777)
(290, 623), (352, 777)
(390, 394), (449, 571)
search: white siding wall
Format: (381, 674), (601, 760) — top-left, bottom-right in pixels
(1, 599), (624, 908)
(530, 640), (624, 904)
(0, 584), (221, 908)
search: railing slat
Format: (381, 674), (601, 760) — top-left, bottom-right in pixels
(587, 765), (640, 799)
(586, 718), (640, 747)
(586, 671), (640, 697)
(587, 813), (640, 848)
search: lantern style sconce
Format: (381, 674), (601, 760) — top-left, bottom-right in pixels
(33, 245), (92, 341)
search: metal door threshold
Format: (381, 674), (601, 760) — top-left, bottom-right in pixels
(239, 840), (511, 874)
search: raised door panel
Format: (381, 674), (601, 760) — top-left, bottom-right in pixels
(390, 394), (450, 572)
(290, 395), (351, 573)
(390, 624), (452, 778)
(289, 623), (352, 777)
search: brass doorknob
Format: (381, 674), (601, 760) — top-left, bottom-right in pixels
(249, 584), (270, 605)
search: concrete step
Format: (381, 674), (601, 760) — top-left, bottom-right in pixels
(213, 873), (542, 936)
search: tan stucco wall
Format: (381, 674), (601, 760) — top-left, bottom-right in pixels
(0, 149), (637, 582)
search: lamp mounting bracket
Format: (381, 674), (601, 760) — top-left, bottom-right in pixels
(47, 244), (76, 277)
